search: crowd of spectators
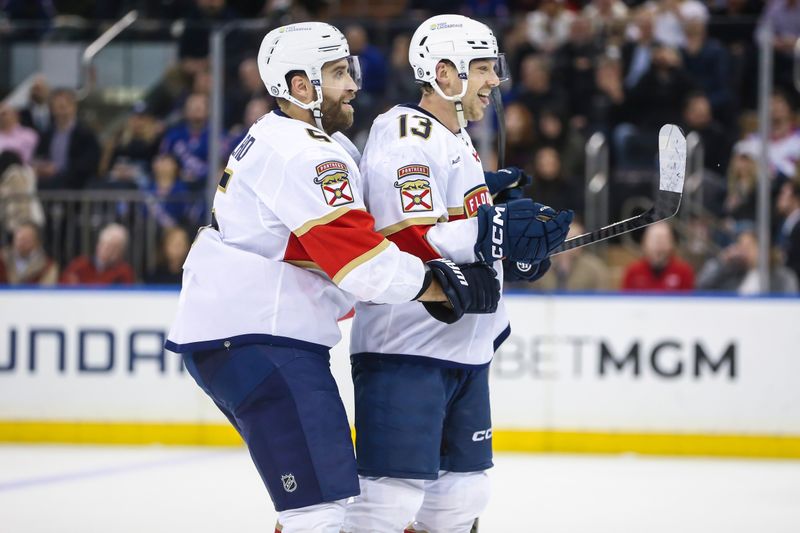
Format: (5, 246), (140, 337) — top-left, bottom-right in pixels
(0, 0), (798, 293)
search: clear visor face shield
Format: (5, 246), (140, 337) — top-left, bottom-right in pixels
(319, 56), (363, 91)
(442, 54), (510, 101)
(490, 53), (510, 83)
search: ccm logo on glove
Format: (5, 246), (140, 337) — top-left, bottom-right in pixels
(491, 206), (505, 259)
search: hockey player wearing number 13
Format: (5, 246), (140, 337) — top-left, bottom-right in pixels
(342, 15), (574, 533)
(164, 22), (504, 533)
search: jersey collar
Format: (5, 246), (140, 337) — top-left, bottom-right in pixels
(399, 103), (462, 138)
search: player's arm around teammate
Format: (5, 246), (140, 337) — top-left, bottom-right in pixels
(165, 22), (501, 533)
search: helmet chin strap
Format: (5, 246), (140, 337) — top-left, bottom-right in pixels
(431, 77), (469, 130)
(285, 88), (326, 131)
(453, 100), (467, 129)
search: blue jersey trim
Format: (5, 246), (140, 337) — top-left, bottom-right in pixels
(494, 323), (511, 352)
(165, 333), (330, 355)
(350, 352), (491, 370)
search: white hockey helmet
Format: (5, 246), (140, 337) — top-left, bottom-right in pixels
(258, 22), (362, 129)
(409, 15), (508, 126)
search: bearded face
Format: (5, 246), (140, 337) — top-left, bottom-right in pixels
(320, 90), (355, 134)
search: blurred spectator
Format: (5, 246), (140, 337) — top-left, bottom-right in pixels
(535, 108), (585, 179)
(386, 33), (420, 104)
(18, 75), (51, 134)
(145, 225), (190, 285)
(99, 102), (162, 189)
(723, 140), (759, 223)
(61, 223), (135, 285)
(622, 8), (657, 89)
(696, 224), (799, 294)
(524, 0), (575, 54)
(143, 153), (203, 229)
(682, 92), (731, 176)
(225, 97), (270, 155)
(757, 0), (800, 94)
(0, 221), (57, 285)
(0, 150), (45, 232)
(530, 221), (612, 291)
(681, 15), (733, 121)
(582, 0), (629, 43)
(738, 91), (800, 180)
(0, 103), (39, 164)
(32, 88), (100, 190)
(525, 146), (581, 213)
(346, 24), (388, 135)
(144, 62), (200, 122)
(504, 102), (538, 170)
(776, 177), (800, 281)
(514, 54), (567, 122)
(159, 92), (211, 191)
(345, 25), (388, 97)
(626, 44), (696, 130)
(554, 16), (602, 129)
(616, 44), (695, 168)
(227, 58), (268, 130)
(178, 0), (238, 61)
(587, 55), (626, 136)
(650, 0), (709, 49)
(621, 221), (695, 291)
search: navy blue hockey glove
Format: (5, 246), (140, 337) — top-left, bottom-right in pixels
(416, 259), (500, 324)
(475, 199), (574, 264)
(484, 167), (531, 199)
(504, 257), (551, 283)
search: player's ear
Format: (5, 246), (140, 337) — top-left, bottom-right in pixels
(289, 73), (312, 103)
(434, 60), (454, 90)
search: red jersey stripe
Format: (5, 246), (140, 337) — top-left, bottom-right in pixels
(385, 224), (440, 262)
(290, 208), (387, 282)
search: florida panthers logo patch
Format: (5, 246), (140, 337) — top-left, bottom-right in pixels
(395, 165), (433, 213)
(314, 160), (354, 207)
(463, 184), (491, 218)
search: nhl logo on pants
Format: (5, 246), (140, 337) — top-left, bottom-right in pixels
(281, 474), (297, 492)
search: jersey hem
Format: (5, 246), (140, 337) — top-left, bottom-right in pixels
(357, 468), (439, 481)
(165, 333), (330, 355)
(440, 461), (495, 473)
(350, 352), (491, 369)
(273, 488), (360, 512)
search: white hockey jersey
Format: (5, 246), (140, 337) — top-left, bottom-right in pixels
(166, 110), (426, 353)
(350, 104), (510, 367)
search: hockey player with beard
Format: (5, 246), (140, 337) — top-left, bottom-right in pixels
(342, 15), (574, 533)
(165, 22), (505, 533)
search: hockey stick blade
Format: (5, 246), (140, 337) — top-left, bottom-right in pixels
(550, 124), (686, 256)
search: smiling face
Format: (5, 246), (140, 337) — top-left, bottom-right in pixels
(320, 58), (359, 134)
(460, 59), (501, 122)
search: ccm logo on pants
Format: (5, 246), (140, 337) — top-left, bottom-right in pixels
(472, 429), (493, 442)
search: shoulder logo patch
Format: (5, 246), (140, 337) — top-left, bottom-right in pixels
(395, 165), (433, 213)
(463, 184), (491, 218)
(314, 160), (354, 207)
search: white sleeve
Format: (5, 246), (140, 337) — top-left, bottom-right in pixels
(255, 146), (425, 304)
(425, 218), (479, 264)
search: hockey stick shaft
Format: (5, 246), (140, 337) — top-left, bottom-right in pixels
(491, 87), (506, 169)
(527, 124), (687, 258)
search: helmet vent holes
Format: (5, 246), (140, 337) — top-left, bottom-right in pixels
(419, 36), (428, 46)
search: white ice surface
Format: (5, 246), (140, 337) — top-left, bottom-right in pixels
(1, 445), (799, 533)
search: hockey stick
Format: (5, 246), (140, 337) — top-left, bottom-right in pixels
(549, 124), (686, 256)
(491, 87), (506, 169)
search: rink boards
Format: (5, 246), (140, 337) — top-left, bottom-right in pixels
(1, 288), (799, 458)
